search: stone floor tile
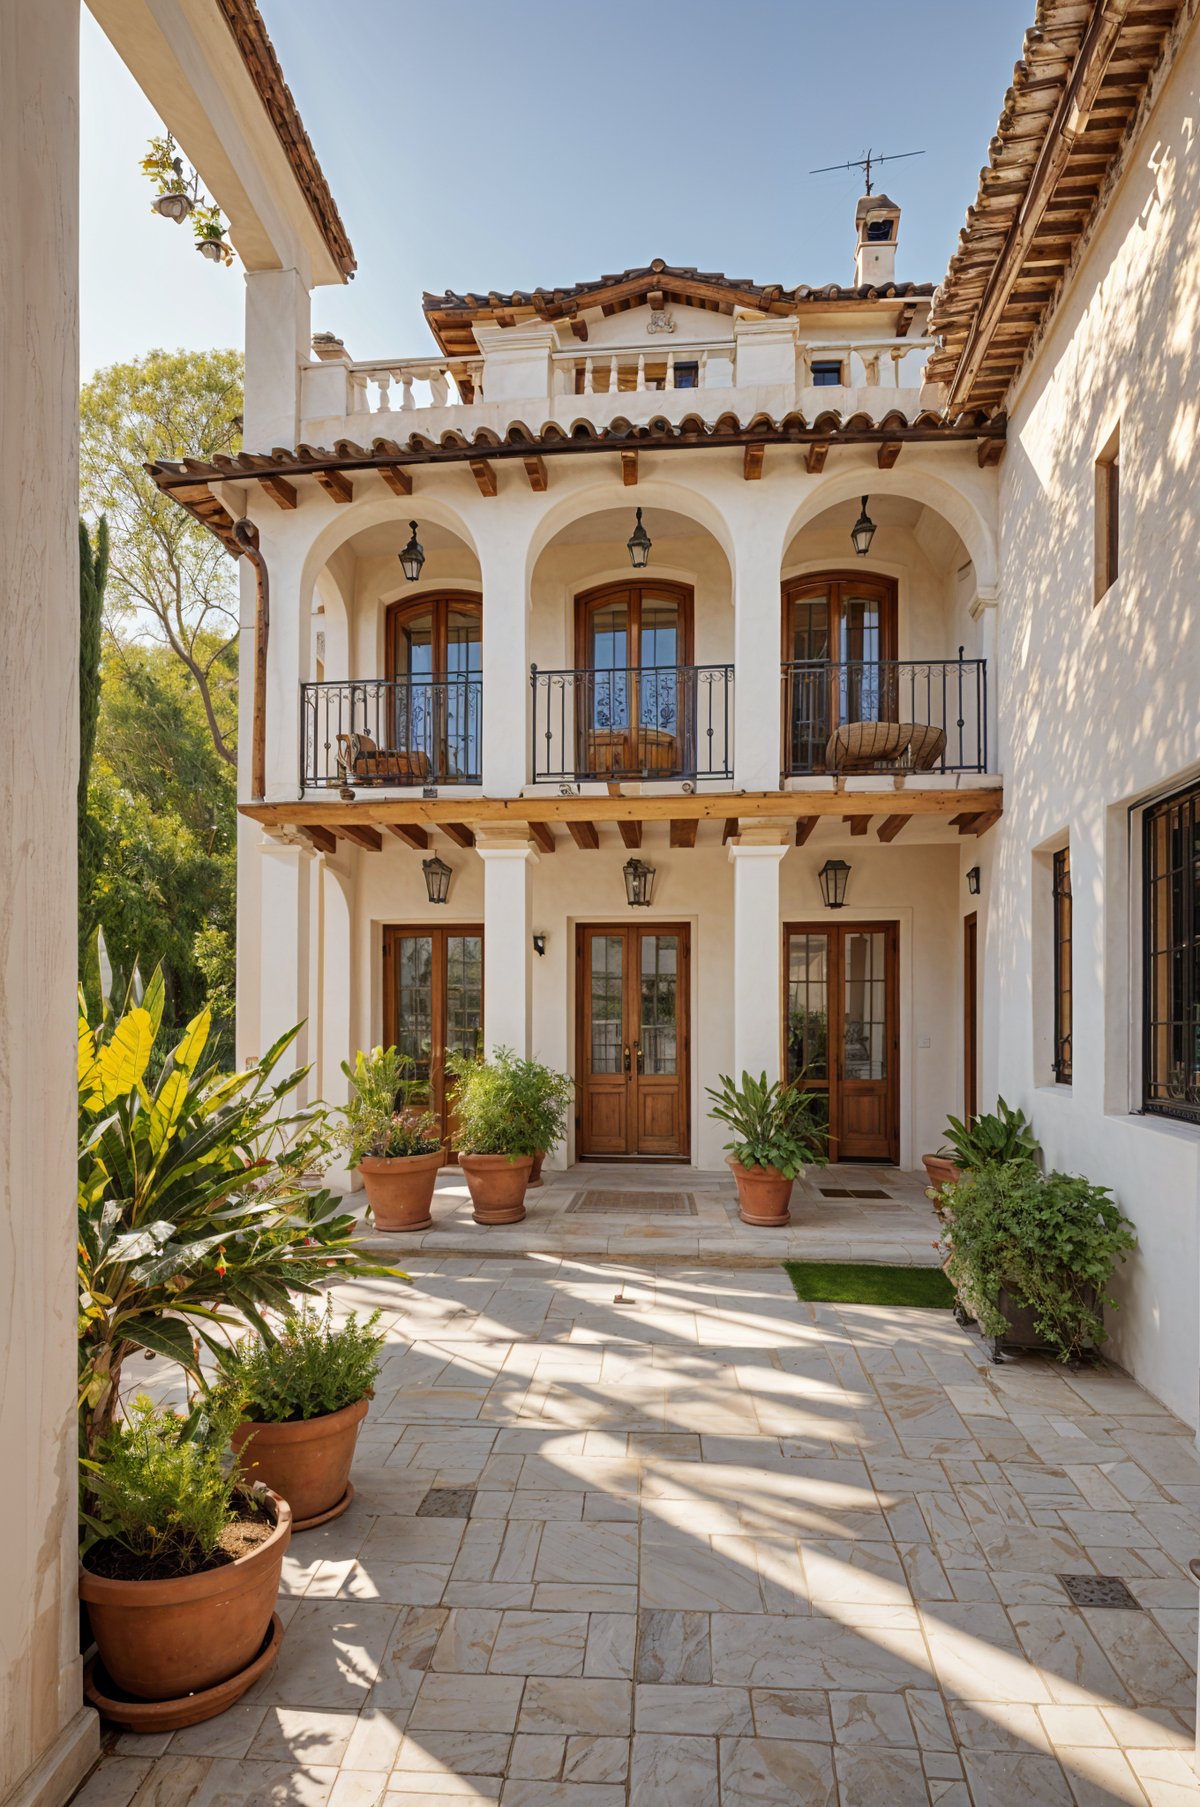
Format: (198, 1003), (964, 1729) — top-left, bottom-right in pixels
(392, 1731), (513, 1776)
(507, 1736), (565, 1781)
(1082, 1608), (1197, 1709)
(67, 1760), (154, 1807)
(710, 1613), (929, 1690)
(961, 1750), (1077, 1807)
(342, 1707), (409, 1772)
(948, 1700), (1054, 1752)
(250, 1603), (400, 1709)
(431, 1609), (502, 1674)
(1100, 1707), (1194, 1750)
(1038, 1704), (1120, 1749)
(249, 1706), (360, 1765)
(582, 1613), (635, 1679)
(629, 1733), (717, 1806)
(499, 1784), (624, 1807)
(1124, 1747), (1200, 1805)
(488, 1611), (588, 1676)
(748, 1689), (832, 1741)
(339, 1564), (453, 1607)
(327, 1771), (389, 1807)
(637, 1539), (763, 1612)
(408, 1673), (525, 1734)
(834, 1745), (929, 1807)
(634, 1609), (711, 1682)
(829, 1689), (917, 1745)
(532, 1524), (637, 1587)
(717, 1734), (837, 1807)
(517, 1678), (632, 1737)
(635, 1682), (754, 1735)
(531, 1585), (636, 1614)
(562, 1735), (628, 1784)
(1007, 1605), (1132, 1706)
(166, 1703), (267, 1759)
(1054, 1746), (1149, 1806)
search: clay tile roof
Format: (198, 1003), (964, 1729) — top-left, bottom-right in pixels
(214, 0), (355, 280)
(927, 0), (1186, 414)
(422, 259), (933, 356)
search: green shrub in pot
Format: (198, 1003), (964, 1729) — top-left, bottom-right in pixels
(339, 1045), (441, 1166)
(941, 1096), (1040, 1171)
(446, 1047), (571, 1224)
(706, 1070), (828, 1226)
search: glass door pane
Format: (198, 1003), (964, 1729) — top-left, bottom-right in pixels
(788, 595), (833, 772)
(639, 934), (679, 1075)
(445, 935), (483, 1061)
(444, 605), (481, 779)
(840, 593), (886, 724)
(842, 930), (888, 1080)
(589, 934), (625, 1073)
(787, 932), (830, 1083)
(395, 934), (434, 1090)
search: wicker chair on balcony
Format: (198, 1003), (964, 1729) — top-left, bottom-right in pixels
(335, 731), (432, 786)
(825, 720), (946, 773)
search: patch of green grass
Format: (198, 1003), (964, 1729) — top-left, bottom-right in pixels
(784, 1261), (954, 1308)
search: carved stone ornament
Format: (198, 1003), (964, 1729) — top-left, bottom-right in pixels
(647, 310), (676, 334)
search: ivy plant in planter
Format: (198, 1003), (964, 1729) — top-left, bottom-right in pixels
(939, 1162), (1135, 1362)
(922, 1095), (1039, 1200)
(707, 1070), (828, 1227)
(214, 1301), (385, 1530)
(340, 1044), (443, 1232)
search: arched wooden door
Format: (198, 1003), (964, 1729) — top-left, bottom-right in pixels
(782, 573), (897, 773)
(386, 591), (482, 782)
(574, 582), (694, 778)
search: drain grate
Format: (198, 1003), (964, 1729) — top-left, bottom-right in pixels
(566, 1190), (697, 1217)
(819, 1186), (893, 1200)
(417, 1486), (477, 1518)
(1058, 1573), (1141, 1609)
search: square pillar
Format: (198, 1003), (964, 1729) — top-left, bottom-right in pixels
(476, 832), (538, 1055)
(474, 534), (530, 796)
(257, 838), (314, 1088)
(733, 540), (787, 792)
(728, 825), (791, 1083)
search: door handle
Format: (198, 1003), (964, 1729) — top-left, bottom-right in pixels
(623, 1045), (631, 1076)
(635, 1043), (644, 1075)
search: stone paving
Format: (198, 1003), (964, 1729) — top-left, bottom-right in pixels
(355, 1162), (943, 1267)
(73, 1258), (1200, 1806)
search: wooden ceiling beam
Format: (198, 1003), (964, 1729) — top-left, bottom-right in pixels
(806, 441), (829, 474)
(977, 436), (1006, 467)
(618, 820), (642, 848)
(743, 443), (765, 481)
(440, 822), (476, 848)
(567, 820), (600, 850)
(338, 823), (383, 851)
(470, 460), (498, 497)
(378, 464), (413, 496)
(258, 474), (297, 509)
(845, 816), (870, 837)
(876, 814), (909, 843)
(722, 818), (739, 845)
(315, 468), (353, 504)
(301, 824), (337, 854)
(877, 439), (903, 469)
(528, 821), (556, 853)
(795, 816), (819, 845)
(387, 824), (428, 849)
(523, 456), (549, 492)
(969, 810), (1003, 837)
(670, 819), (698, 848)
(620, 448), (638, 486)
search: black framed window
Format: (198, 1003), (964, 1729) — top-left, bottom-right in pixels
(811, 360), (844, 386)
(1143, 782), (1200, 1124)
(1052, 848), (1072, 1084)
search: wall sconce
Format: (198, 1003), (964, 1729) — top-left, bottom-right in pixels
(623, 857), (656, 907)
(532, 932), (547, 957)
(626, 507), (652, 569)
(850, 495), (877, 558)
(818, 858), (851, 909)
(399, 520), (426, 583)
(966, 866), (981, 895)
(422, 854), (452, 904)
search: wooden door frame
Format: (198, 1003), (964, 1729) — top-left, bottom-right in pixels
(780, 571), (899, 665)
(385, 589), (483, 679)
(382, 922), (484, 1149)
(782, 918), (900, 1164)
(963, 912), (979, 1126)
(574, 920), (692, 1161)
(573, 579), (696, 671)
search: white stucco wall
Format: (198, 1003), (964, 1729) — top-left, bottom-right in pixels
(991, 27), (1200, 1425)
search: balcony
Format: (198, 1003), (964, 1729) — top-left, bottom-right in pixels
(781, 658), (988, 776)
(530, 664), (734, 786)
(301, 677), (481, 791)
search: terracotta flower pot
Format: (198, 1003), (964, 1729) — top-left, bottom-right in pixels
(231, 1395), (370, 1530)
(729, 1158), (796, 1227)
(79, 1489), (290, 1705)
(529, 1150), (547, 1187)
(458, 1152), (532, 1224)
(921, 1153), (962, 1201)
(358, 1148), (443, 1231)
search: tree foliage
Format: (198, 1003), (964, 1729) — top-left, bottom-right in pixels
(80, 348), (243, 766)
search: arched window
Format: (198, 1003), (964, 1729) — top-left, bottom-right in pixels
(574, 581), (694, 778)
(782, 572), (897, 774)
(385, 592), (482, 783)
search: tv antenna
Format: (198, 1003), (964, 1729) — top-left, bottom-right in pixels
(810, 148), (925, 195)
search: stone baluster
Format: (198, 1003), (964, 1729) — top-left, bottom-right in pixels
(636, 353), (646, 392)
(400, 371), (415, 410)
(665, 350), (675, 390)
(374, 370), (390, 412)
(430, 367), (449, 406)
(584, 357), (594, 395)
(347, 369), (369, 413)
(700, 351), (709, 389)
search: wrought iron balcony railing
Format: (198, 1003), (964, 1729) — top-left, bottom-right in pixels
(301, 676), (482, 790)
(781, 657), (988, 776)
(531, 663), (734, 785)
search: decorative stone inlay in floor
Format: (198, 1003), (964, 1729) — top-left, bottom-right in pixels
(416, 1486), (477, 1518)
(566, 1189), (698, 1215)
(1059, 1572), (1143, 1609)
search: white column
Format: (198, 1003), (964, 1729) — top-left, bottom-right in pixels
(0, 1), (100, 1799)
(243, 267), (311, 453)
(257, 838), (314, 1090)
(474, 532), (529, 796)
(733, 535), (787, 792)
(477, 834), (537, 1056)
(728, 828), (790, 1084)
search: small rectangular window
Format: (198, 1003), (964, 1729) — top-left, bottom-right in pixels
(1052, 847), (1072, 1084)
(811, 360), (844, 387)
(1143, 782), (1200, 1124)
(1095, 424), (1120, 602)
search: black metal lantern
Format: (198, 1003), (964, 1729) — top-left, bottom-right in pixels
(818, 858), (851, 910)
(422, 853), (452, 904)
(966, 866), (981, 896)
(850, 495), (877, 558)
(399, 520), (426, 583)
(623, 857), (656, 907)
(626, 507), (652, 570)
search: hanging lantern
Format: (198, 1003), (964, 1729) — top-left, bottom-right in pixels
(626, 507), (652, 569)
(623, 857), (656, 907)
(422, 854), (452, 904)
(850, 495), (877, 558)
(818, 858), (851, 910)
(399, 520), (426, 583)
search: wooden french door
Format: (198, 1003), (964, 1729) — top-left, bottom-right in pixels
(382, 925), (483, 1148)
(576, 923), (690, 1158)
(782, 573), (898, 773)
(385, 592), (482, 781)
(784, 921), (899, 1162)
(575, 582), (694, 778)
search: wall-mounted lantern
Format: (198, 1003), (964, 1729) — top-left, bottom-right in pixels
(399, 520), (426, 583)
(818, 858), (851, 910)
(532, 932), (547, 957)
(623, 857), (656, 907)
(422, 854), (452, 904)
(966, 866), (981, 896)
(850, 495), (877, 558)
(626, 507), (652, 569)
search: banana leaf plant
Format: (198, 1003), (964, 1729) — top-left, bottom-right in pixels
(78, 953), (400, 1458)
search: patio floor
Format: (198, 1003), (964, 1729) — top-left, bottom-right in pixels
(354, 1162), (943, 1267)
(74, 1258), (1200, 1806)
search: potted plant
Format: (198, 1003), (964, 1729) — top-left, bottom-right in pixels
(504, 1054), (573, 1185)
(446, 1047), (551, 1223)
(140, 132), (196, 223)
(215, 1301), (384, 1530)
(77, 948), (397, 1461)
(922, 1095), (1039, 1199)
(707, 1070), (828, 1226)
(340, 1044), (444, 1230)
(79, 1395), (290, 1731)
(939, 1163), (1135, 1362)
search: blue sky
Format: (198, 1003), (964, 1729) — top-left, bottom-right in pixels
(81, 0), (1030, 379)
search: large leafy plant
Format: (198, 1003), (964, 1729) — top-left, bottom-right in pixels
(707, 1071), (828, 1179)
(214, 1302), (384, 1425)
(77, 958), (396, 1457)
(941, 1096), (1039, 1170)
(941, 1163), (1135, 1361)
(446, 1046), (569, 1158)
(338, 1045), (441, 1164)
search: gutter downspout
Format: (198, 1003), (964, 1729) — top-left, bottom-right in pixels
(232, 518), (269, 802)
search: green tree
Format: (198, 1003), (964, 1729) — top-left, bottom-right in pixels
(80, 348), (242, 766)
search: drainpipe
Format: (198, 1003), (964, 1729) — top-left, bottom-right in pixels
(232, 518), (269, 802)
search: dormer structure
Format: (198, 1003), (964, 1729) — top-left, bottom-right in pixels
(854, 193), (901, 286)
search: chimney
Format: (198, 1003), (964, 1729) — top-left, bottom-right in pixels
(854, 193), (901, 287)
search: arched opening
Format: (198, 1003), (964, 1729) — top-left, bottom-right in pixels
(385, 590), (482, 783)
(573, 578), (696, 778)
